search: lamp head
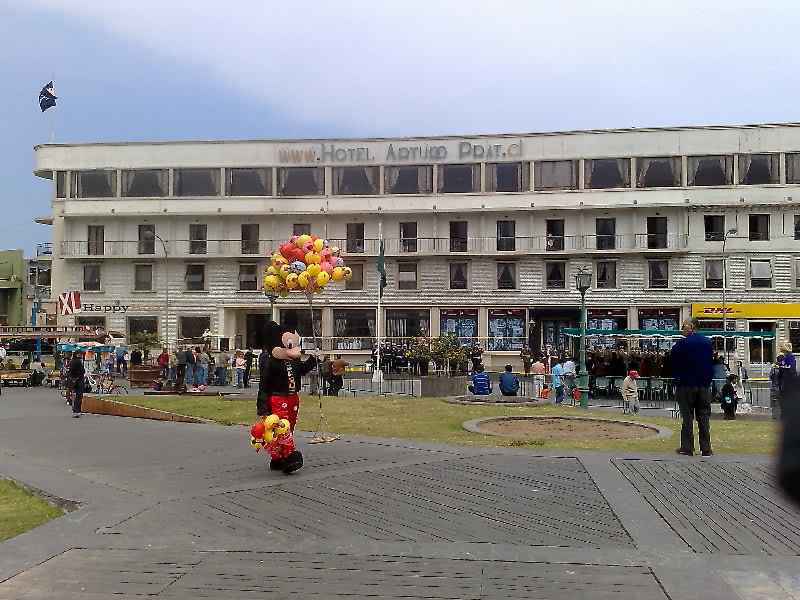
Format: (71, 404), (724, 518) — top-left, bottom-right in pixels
(574, 272), (592, 293)
(726, 228), (738, 236)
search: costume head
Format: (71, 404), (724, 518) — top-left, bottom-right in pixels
(264, 310), (302, 361)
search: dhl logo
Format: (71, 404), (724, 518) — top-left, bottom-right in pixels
(699, 307), (738, 314)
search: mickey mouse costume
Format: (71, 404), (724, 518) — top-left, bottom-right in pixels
(257, 311), (317, 473)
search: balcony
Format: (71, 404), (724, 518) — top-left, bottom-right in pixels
(60, 233), (688, 259)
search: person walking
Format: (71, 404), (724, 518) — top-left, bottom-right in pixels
(621, 370), (640, 415)
(68, 350), (86, 418)
(670, 317), (714, 456)
(499, 365), (520, 396)
(243, 348), (255, 387)
(551, 359), (565, 404)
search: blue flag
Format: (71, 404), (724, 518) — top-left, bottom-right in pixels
(39, 81), (57, 112)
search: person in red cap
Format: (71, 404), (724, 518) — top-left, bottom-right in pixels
(622, 370), (640, 415)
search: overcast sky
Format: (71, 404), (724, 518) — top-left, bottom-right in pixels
(2, 0), (798, 254)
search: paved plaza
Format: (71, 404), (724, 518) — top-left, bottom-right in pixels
(0, 387), (798, 599)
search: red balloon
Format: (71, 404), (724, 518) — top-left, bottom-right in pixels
(289, 235), (299, 244)
(251, 422), (266, 439)
(290, 248), (307, 263)
(279, 243), (295, 259)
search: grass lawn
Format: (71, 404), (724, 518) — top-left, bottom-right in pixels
(0, 480), (64, 542)
(117, 395), (779, 455)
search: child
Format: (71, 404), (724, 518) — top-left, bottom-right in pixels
(720, 373), (740, 420)
(621, 370), (640, 415)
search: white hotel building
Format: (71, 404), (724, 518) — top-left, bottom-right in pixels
(34, 123), (800, 367)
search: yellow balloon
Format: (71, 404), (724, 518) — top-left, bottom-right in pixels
(279, 289), (289, 297)
(264, 275), (282, 289)
(285, 273), (299, 289)
(331, 266), (344, 281)
(279, 264), (292, 278)
(342, 266), (353, 280)
(263, 429), (276, 443)
(312, 238), (324, 252)
(264, 414), (280, 428)
(266, 265), (279, 276)
(272, 256), (288, 268)
(316, 271), (330, 286)
(305, 251), (321, 265)
(274, 419), (291, 435)
(297, 271), (311, 287)
(296, 234), (312, 249)
(330, 246), (340, 256)
(306, 263), (321, 277)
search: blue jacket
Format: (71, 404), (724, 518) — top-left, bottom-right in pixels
(499, 372), (520, 394)
(471, 371), (491, 395)
(670, 333), (713, 386)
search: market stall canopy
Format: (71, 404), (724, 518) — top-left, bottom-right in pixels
(562, 328), (776, 339)
(57, 343), (116, 353)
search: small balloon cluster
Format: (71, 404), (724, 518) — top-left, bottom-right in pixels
(263, 234), (352, 298)
(250, 414), (291, 452)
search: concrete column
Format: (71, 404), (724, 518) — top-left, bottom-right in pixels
(779, 152), (787, 184)
(429, 306), (440, 338)
(578, 159), (585, 190)
(681, 156), (688, 187)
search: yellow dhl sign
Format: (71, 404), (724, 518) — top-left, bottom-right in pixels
(692, 303), (800, 319)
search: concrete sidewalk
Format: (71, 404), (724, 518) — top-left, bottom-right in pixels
(0, 386), (798, 599)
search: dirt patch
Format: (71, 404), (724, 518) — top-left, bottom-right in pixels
(479, 417), (656, 440)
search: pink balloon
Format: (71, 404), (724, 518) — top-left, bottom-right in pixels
(320, 262), (333, 274)
(320, 249), (333, 262)
(302, 240), (314, 252)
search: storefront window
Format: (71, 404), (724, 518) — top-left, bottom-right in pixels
(587, 309), (628, 349)
(440, 309), (478, 345)
(638, 309), (679, 351)
(697, 319), (736, 353)
(749, 322), (775, 364)
(180, 316), (211, 345)
(386, 309), (429, 340)
(333, 309), (375, 350)
(487, 309), (525, 351)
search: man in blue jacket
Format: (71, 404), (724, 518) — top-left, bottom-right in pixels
(468, 365), (491, 395)
(670, 317), (714, 456)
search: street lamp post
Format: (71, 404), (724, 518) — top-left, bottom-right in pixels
(574, 270), (592, 409)
(145, 232), (170, 348)
(721, 228), (738, 366)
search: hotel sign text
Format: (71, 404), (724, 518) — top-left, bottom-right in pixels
(278, 140), (523, 164)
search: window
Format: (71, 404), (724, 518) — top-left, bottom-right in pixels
(487, 309), (526, 351)
(596, 261), (617, 289)
(345, 263), (363, 290)
(646, 216), (668, 249)
(688, 155), (733, 186)
(648, 260), (669, 288)
(585, 159), (631, 189)
(346, 223), (365, 253)
(497, 220), (516, 251)
(72, 170), (116, 198)
(174, 169), (220, 196)
(749, 322), (775, 364)
(637, 157), (681, 188)
(795, 215), (800, 240)
(704, 259), (724, 288)
(293, 309), (322, 338)
(595, 218), (616, 250)
(749, 214), (770, 241)
(496, 262), (516, 289)
(749, 259), (772, 288)
(488, 162), (528, 192)
(87, 225), (104, 256)
(83, 264), (101, 291)
(333, 309), (375, 350)
(795, 258), (800, 288)
(449, 262), (468, 289)
(185, 264), (206, 291)
(76, 316), (106, 329)
(440, 309), (478, 344)
(787, 154), (800, 183)
(56, 171), (66, 198)
(400, 222), (417, 252)
(386, 309), (429, 338)
(546, 219), (565, 251)
(134, 264), (153, 292)
(122, 170), (167, 197)
(278, 167), (323, 196)
(189, 224), (207, 254)
(226, 168), (270, 196)
(238, 264), (258, 291)
(241, 224), (259, 255)
(449, 221), (468, 252)
(138, 224), (155, 255)
(697, 319), (736, 353)
(333, 167), (378, 195)
(704, 215), (725, 241)
(180, 316), (211, 344)
(545, 261), (566, 289)
(534, 160), (578, 191)
(128, 316), (158, 337)
(438, 164), (479, 193)
(293, 223), (311, 236)
(738, 154), (779, 185)
(398, 262), (417, 290)
(385, 165), (433, 194)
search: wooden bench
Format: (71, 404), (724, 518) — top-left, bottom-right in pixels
(46, 371), (61, 387)
(1, 370), (34, 387)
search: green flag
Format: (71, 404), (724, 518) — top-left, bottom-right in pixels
(377, 239), (387, 297)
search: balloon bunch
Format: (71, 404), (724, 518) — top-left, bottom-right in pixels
(250, 414), (291, 452)
(263, 234), (352, 298)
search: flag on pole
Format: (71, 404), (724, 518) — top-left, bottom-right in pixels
(377, 239), (387, 298)
(39, 81), (57, 112)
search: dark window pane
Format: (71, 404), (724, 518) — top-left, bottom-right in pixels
(334, 167), (378, 195)
(279, 168), (322, 196)
(638, 157), (680, 188)
(739, 154), (777, 185)
(449, 221), (468, 252)
(586, 159), (630, 189)
(241, 224), (259, 254)
(73, 171), (116, 198)
(175, 169), (219, 196)
(238, 264), (258, 290)
(134, 264), (153, 291)
(596, 218), (616, 250)
(440, 165), (477, 193)
(346, 223), (365, 253)
(56, 171), (66, 198)
(596, 261), (616, 288)
(123, 170), (167, 197)
(129, 317), (158, 337)
(185, 264), (205, 291)
(497, 263), (516, 289)
(689, 156), (732, 186)
(497, 220), (515, 251)
(180, 316), (210, 343)
(400, 222), (417, 252)
(87, 226), (104, 256)
(138, 224), (155, 255)
(646, 216), (668, 249)
(190, 224), (207, 254)
(386, 309), (429, 338)
(345, 264), (364, 290)
(83, 265), (101, 291)
(293, 223), (311, 236)
(493, 163), (525, 192)
(648, 261), (669, 288)
(546, 219), (565, 251)
(749, 214), (770, 241)
(704, 215), (725, 241)
(227, 168), (270, 196)
(545, 262), (565, 289)
(450, 263), (468, 289)
(535, 160), (577, 190)
(705, 260), (723, 288)
(386, 166), (432, 194)
(398, 263), (417, 290)
(795, 215), (800, 241)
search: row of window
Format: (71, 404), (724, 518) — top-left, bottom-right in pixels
(55, 152), (800, 198)
(80, 213), (800, 258)
(80, 255), (800, 294)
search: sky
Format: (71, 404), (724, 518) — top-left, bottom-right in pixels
(1, 0), (798, 255)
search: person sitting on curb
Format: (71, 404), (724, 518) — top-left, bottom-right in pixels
(499, 364), (520, 396)
(468, 365), (491, 396)
(621, 370), (640, 415)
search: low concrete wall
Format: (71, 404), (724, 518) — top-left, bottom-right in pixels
(80, 395), (208, 423)
(420, 376), (471, 397)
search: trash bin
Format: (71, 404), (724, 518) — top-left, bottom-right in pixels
(364, 360), (374, 375)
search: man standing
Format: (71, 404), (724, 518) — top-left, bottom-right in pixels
(563, 356), (576, 399)
(531, 356), (546, 397)
(670, 317), (714, 456)
(551, 359), (565, 404)
(329, 355), (349, 396)
(520, 345), (533, 376)
(68, 350), (86, 418)
(115, 344), (127, 376)
(175, 348), (187, 390)
(243, 347), (255, 387)
(130, 347), (143, 367)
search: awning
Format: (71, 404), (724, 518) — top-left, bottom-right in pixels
(562, 328), (776, 339)
(57, 343), (116, 352)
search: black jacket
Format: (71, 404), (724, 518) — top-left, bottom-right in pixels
(779, 371), (800, 507)
(68, 357), (85, 378)
(257, 355), (317, 415)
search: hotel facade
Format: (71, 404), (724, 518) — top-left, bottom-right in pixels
(34, 123), (800, 367)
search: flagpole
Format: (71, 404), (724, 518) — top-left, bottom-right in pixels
(375, 223), (383, 392)
(49, 77), (55, 143)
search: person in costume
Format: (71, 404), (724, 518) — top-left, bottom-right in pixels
(256, 311), (317, 473)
